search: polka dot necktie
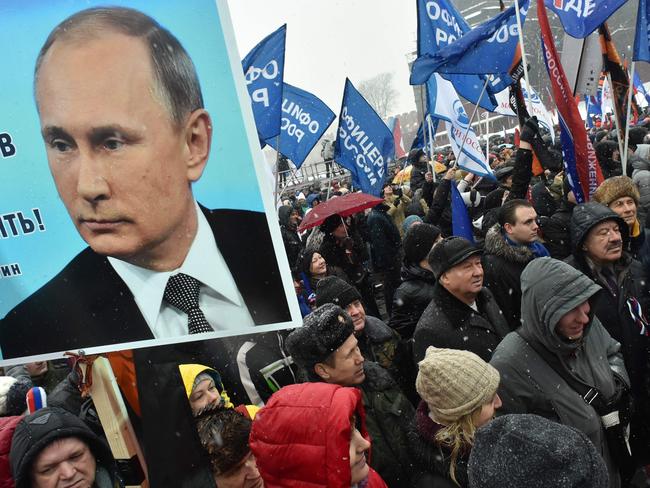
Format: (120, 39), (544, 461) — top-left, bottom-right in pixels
(163, 273), (214, 334)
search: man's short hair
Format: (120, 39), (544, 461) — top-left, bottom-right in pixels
(498, 199), (533, 227)
(34, 6), (203, 126)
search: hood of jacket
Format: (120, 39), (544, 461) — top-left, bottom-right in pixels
(484, 224), (534, 264)
(400, 262), (436, 284)
(249, 383), (370, 488)
(519, 257), (602, 357)
(278, 205), (294, 228)
(569, 202), (627, 258)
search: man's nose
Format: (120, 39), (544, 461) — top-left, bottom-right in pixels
(58, 461), (76, 479)
(77, 155), (110, 202)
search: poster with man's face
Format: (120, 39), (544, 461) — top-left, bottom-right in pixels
(0, 0), (301, 364)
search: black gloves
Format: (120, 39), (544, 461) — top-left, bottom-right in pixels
(520, 116), (540, 144)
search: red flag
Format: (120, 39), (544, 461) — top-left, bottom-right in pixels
(391, 117), (406, 159)
(538, 0), (603, 201)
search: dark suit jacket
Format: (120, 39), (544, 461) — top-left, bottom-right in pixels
(0, 208), (291, 359)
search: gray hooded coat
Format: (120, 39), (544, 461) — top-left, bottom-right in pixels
(490, 257), (629, 488)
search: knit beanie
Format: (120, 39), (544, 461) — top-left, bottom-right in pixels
(315, 276), (361, 308)
(415, 347), (500, 425)
(403, 223), (441, 265)
(592, 176), (640, 207)
(196, 408), (252, 476)
(402, 214), (423, 234)
(0, 376), (32, 416)
(468, 414), (609, 488)
(286, 304), (354, 372)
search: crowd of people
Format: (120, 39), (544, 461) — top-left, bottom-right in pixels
(2, 113), (650, 487)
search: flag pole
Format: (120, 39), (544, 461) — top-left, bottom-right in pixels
(485, 110), (490, 161)
(607, 72), (626, 168)
(622, 61), (636, 174)
(273, 135), (281, 206)
(455, 76), (490, 169)
(514, 0), (533, 113)
(426, 114), (437, 182)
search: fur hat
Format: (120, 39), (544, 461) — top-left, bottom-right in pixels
(592, 176), (640, 207)
(196, 408), (252, 476)
(403, 223), (441, 265)
(315, 276), (361, 308)
(286, 304), (354, 372)
(468, 414), (609, 488)
(416, 347), (500, 425)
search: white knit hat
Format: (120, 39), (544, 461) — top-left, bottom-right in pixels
(416, 347), (500, 425)
(0, 376), (17, 415)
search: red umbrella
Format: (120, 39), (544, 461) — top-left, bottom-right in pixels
(298, 192), (382, 232)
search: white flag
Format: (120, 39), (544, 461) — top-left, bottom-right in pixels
(426, 74), (494, 179)
(522, 86), (555, 143)
(601, 77), (614, 117)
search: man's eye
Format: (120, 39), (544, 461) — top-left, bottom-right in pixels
(50, 140), (71, 152)
(104, 139), (123, 150)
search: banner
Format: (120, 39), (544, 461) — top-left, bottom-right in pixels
(544, 0), (627, 38)
(426, 74), (494, 179)
(521, 86), (556, 142)
(634, 0), (650, 63)
(416, 0), (499, 111)
(242, 24), (286, 142)
(601, 75), (614, 116)
(0, 1), (300, 363)
(263, 83), (335, 168)
(539, 0), (603, 202)
(335, 79), (394, 196)
(411, 0), (529, 84)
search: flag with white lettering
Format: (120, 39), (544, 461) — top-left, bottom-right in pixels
(263, 83), (335, 168)
(545, 0), (626, 38)
(335, 79), (394, 196)
(411, 0), (529, 83)
(416, 0), (500, 111)
(427, 74), (494, 179)
(242, 25), (286, 142)
(539, 0), (603, 202)
(634, 0), (650, 62)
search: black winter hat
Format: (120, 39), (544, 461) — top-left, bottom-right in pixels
(286, 304), (355, 371)
(403, 224), (441, 265)
(468, 414), (609, 488)
(320, 214), (344, 234)
(428, 236), (482, 279)
(315, 276), (361, 308)
(409, 148), (426, 164)
(10, 407), (116, 488)
(628, 126), (648, 147)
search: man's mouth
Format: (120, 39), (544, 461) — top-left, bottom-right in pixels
(79, 218), (125, 232)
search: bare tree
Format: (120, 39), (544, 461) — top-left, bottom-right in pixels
(357, 72), (398, 119)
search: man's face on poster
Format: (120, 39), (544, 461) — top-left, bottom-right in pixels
(35, 31), (210, 270)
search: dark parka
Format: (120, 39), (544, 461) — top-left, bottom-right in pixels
(278, 205), (303, 268)
(490, 257), (629, 488)
(413, 283), (510, 364)
(389, 263), (436, 340)
(566, 202), (650, 464)
(482, 223), (536, 331)
(366, 204), (402, 271)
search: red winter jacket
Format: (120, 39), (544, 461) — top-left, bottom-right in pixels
(0, 416), (21, 488)
(249, 383), (387, 488)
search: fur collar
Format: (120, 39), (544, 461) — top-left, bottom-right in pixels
(484, 223), (535, 264)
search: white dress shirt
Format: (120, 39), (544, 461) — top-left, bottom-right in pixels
(108, 202), (254, 338)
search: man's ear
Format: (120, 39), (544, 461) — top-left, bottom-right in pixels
(314, 362), (330, 381)
(503, 222), (513, 234)
(184, 109), (212, 182)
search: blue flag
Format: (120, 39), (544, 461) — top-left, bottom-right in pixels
(634, 0), (650, 62)
(263, 83), (335, 168)
(634, 71), (650, 105)
(335, 79), (394, 196)
(416, 0), (499, 111)
(585, 95), (601, 128)
(411, 0), (529, 84)
(242, 25), (286, 142)
(545, 0), (627, 39)
(451, 183), (474, 242)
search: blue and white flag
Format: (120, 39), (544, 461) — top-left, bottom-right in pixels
(335, 79), (394, 196)
(410, 118), (439, 152)
(242, 24), (286, 142)
(634, 0), (650, 63)
(451, 183), (475, 242)
(634, 71), (650, 105)
(417, 0), (500, 111)
(585, 95), (601, 128)
(426, 74), (494, 179)
(264, 83), (335, 168)
(546, 0), (627, 39)
(411, 0), (529, 84)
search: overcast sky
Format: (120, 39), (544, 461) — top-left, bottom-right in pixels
(226, 0), (419, 119)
